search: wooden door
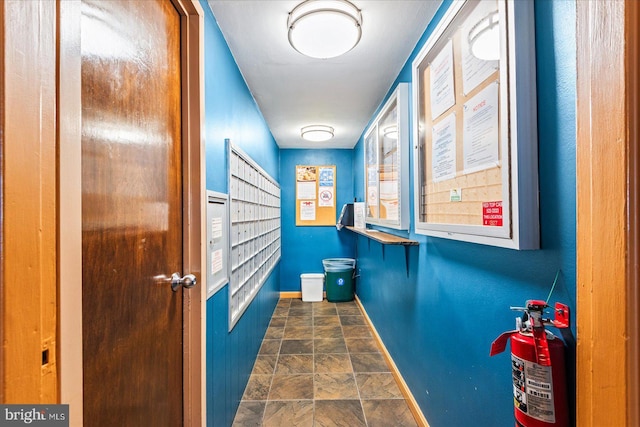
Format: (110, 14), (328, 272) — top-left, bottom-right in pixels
(80, 0), (184, 424)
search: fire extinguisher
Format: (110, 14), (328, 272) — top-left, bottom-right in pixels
(490, 300), (570, 427)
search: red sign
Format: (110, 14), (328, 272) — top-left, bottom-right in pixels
(483, 201), (503, 226)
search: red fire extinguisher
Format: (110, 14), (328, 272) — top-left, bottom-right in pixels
(490, 300), (570, 427)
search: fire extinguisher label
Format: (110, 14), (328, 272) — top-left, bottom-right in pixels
(511, 354), (556, 423)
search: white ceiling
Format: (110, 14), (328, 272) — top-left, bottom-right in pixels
(207, 0), (441, 149)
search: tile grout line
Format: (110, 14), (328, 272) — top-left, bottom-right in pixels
(266, 297), (290, 423)
(356, 304), (370, 427)
(261, 300), (285, 423)
(263, 310), (283, 422)
(312, 302), (317, 425)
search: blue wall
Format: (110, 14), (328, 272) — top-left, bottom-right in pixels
(279, 149), (355, 291)
(352, 1), (577, 426)
(201, 2), (280, 425)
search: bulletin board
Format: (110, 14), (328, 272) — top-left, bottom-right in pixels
(228, 142), (281, 330)
(412, 0), (540, 249)
(295, 165), (337, 226)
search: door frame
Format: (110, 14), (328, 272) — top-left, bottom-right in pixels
(1, 0), (59, 403)
(58, 1), (205, 425)
(576, 1), (639, 425)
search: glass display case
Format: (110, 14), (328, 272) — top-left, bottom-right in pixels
(363, 83), (409, 230)
(411, 0), (539, 249)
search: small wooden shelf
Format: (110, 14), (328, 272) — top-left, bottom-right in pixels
(346, 227), (418, 276)
(346, 226), (418, 245)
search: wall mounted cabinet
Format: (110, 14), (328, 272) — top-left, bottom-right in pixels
(412, 0), (539, 249)
(228, 142), (281, 330)
(364, 83), (410, 230)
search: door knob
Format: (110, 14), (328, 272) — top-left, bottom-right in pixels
(171, 273), (197, 292)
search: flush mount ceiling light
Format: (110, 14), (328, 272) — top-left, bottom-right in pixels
(468, 10), (500, 61)
(288, 0), (362, 59)
(301, 125), (334, 142)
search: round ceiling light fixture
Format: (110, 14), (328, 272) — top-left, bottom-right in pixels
(288, 0), (362, 59)
(468, 10), (500, 61)
(301, 125), (334, 142)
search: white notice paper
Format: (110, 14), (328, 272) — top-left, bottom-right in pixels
(366, 166), (378, 207)
(430, 40), (456, 120)
(211, 249), (223, 275)
(211, 217), (223, 240)
(300, 201), (316, 221)
(463, 82), (500, 173)
(297, 181), (316, 200)
(432, 113), (457, 182)
(353, 202), (366, 229)
(318, 187), (334, 207)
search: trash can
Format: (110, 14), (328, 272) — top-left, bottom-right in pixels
(301, 273), (324, 302)
(322, 258), (356, 302)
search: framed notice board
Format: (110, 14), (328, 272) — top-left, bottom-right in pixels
(295, 165), (336, 226)
(363, 83), (410, 231)
(412, 0), (539, 249)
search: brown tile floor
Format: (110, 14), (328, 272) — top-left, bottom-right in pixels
(232, 298), (419, 427)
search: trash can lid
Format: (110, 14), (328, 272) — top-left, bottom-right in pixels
(322, 258), (356, 270)
(301, 273), (325, 279)
(323, 267), (355, 273)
